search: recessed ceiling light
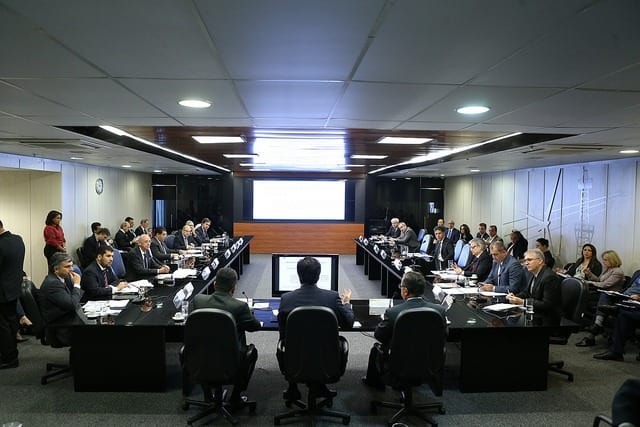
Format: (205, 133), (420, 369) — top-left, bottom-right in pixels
(70, 156), (83, 160)
(351, 154), (388, 159)
(193, 136), (244, 144)
(178, 99), (211, 108)
(329, 169), (352, 173)
(470, 168), (480, 172)
(153, 169), (162, 173)
(122, 165), (132, 168)
(620, 149), (639, 154)
(223, 153), (258, 159)
(457, 105), (490, 115)
(404, 177), (412, 180)
(440, 174), (445, 177)
(377, 137), (433, 145)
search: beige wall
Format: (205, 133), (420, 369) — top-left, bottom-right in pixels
(444, 158), (640, 275)
(0, 154), (152, 283)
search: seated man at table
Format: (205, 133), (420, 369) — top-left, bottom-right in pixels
(150, 227), (176, 263)
(277, 256), (354, 400)
(193, 267), (260, 405)
(193, 218), (211, 245)
(393, 222), (420, 253)
(80, 246), (128, 302)
(479, 240), (527, 294)
(506, 249), (561, 315)
(453, 238), (492, 281)
(40, 253), (84, 346)
(134, 219), (149, 236)
(362, 270), (446, 389)
(173, 225), (197, 251)
(385, 218), (401, 238)
(114, 221), (135, 251)
(125, 234), (170, 282)
(81, 227), (110, 268)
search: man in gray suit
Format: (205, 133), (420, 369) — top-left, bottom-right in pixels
(480, 240), (527, 294)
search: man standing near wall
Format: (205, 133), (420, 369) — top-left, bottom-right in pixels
(0, 220), (26, 369)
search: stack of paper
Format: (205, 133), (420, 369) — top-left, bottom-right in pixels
(173, 268), (198, 279)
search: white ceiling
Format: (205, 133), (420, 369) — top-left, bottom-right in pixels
(0, 0), (639, 177)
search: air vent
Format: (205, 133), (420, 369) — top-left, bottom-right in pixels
(17, 139), (107, 150)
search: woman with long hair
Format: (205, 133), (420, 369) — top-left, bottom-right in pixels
(558, 243), (603, 279)
(43, 210), (66, 263)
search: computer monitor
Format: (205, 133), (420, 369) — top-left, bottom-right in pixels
(272, 254), (339, 296)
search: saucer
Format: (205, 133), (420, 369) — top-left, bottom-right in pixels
(172, 314), (185, 321)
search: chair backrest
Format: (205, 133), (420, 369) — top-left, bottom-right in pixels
(76, 246), (86, 269)
(419, 234), (432, 254)
(19, 280), (45, 341)
(183, 308), (241, 385)
(388, 307), (446, 395)
(457, 244), (471, 268)
(416, 228), (426, 243)
(454, 239), (464, 261)
(111, 249), (126, 279)
(283, 306), (342, 383)
(560, 277), (589, 323)
(165, 234), (176, 249)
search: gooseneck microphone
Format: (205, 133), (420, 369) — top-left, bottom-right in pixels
(242, 291), (250, 305)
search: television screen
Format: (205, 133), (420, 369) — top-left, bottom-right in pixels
(253, 180), (346, 220)
(272, 254), (339, 296)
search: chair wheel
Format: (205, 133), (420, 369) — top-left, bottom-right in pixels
(41, 378), (47, 385)
(342, 415), (350, 425)
(181, 402), (189, 411)
(568, 374), (574, 382)
(249, 402), (257, 413)
(439, 406), (446, 414)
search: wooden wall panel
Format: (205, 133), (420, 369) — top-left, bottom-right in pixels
(233, 222), (364, 254)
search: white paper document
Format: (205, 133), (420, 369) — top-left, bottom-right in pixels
(129, 279), (154, 288)
(483, 303), (523, 312)
(444, 288), (482, 295)
(173, 269), (198, 279)
(479, 291), (508, 297)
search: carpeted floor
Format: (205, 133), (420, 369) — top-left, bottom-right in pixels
(1, 254), (637, 426)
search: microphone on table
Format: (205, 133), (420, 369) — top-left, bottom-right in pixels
(389, 290), (399, 308)
(242, 291), (251, 305)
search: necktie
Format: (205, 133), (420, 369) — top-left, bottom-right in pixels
(103, 269), (108, 287)
(144, 252), (149, 269)
(497, 263), (502, 288)
(530, 275), (536, 294)
(447, 229), (451, 239)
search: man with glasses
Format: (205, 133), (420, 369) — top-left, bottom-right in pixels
(507, 248), (561, 314)
(453, 238), (492, 281)
(479, 241), (527, 294)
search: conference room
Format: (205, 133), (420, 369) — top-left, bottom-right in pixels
(1, 1), (640, 425)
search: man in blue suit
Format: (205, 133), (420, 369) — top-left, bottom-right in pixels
(479, 240), (527, 294)
(80, 246), (128, 302)
(445, 220), (460, 244)
(277, 256), (354, 400)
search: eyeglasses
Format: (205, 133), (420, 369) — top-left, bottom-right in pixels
(524, 258), (542, 263)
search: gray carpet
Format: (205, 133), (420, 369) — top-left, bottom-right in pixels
(1, 254), (638, 426)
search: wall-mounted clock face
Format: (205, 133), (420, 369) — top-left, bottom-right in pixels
(95, 178), (104, 194)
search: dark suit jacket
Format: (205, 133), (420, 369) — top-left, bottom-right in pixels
(40, 273), (83, 346)
(0, 230), (26, 303)
(81, 235), (108, 268)
(193, 291), (260, 349)
(461, 250), (492, 281)
(173, 234), (197, 251)
(485, 254), (527, 294)
(150, 237), (173, 262)
(516, 265), (561, 315)
(386, 225), (401, 238)
(431, 238), (454, 270)
(374, 297), (446, 347)
(476, 232), (490, 240)
(278, 284), (354, 340)
(80, 261), (120, 302)
(125, 247), (164, 281)
(194, 227), (209, 245)
(134, 226), (146, 236)
(445, 227), (460, 243)
(543, 251), (555, 269)
(126, 229), (137, 242)
(396, 227), (420, 252)
(114, 229), (133, 251)
(507, 238), (528, 260)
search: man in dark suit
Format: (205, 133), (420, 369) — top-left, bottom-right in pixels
(0, 220), (25, 369)
(480, 240), (527, 294)
(193, 267), (260, 406)
(431, 226), (454, 270)
(507, 249), (561, 315)
(453, 238), (492, 281)
(150, 227), (176, 263)
(125, 217), (137, 242)
(277, 256), (354, 400)
(193, 218), (211, 245)
(385, 218), (401, 238)
(393, 222), (420, 253)
(125, 234), (170, 282)
(445, 220), (460, 244)
(362, 270), (446, 389)
(476, 222), (490, 240)
(40, 253), (83, 347)
(81, 227), (110, 268)
(114, 222), (134, 251)
(80, 246), (128, 302)
(134, 219), (149, 236)
(173, 225), (197, 251)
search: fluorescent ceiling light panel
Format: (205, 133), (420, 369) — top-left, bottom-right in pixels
(239, 162), (266, 167)
(100, 125), (127, 136)
(193, 136), (244, 144)
(456, 105), (490, 115)
(377, 137), (432, 145)
(351, 154), (388, 159)
(222, 153), (258, 159)
(620, 149), (639, 154)
(178, 99), (211, 108)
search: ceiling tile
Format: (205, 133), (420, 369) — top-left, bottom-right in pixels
(0, 81), (80, 116)
(581, 64), (640, 91)
(327, 119), (401, 130)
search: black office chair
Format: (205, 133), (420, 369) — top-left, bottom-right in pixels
(371, 307), (446, 427)
(76, 246), (86, 269)
(548, 277), (588, 381)
(20, 280), (72, 385)
(181, 308), (256, 426)
(274, 306), (350, 425)
(593, 378), (640, 426)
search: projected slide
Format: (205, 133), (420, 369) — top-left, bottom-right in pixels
(253, 180), (345, 220)
(276, 256), (335, 292)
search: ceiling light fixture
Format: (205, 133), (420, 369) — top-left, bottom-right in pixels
(223, 153), (258, 159)
(239, 162), (266, 167)
(470, 168), (480, 172)
(153, 170), (162, 173)
(620, 149), (639, 154)
(329, 169), (352, 173)
(193, 136), (245, 144)
(457, 105), (490, 115)
(351, 154), (388, 160)
(70, 156), (84, 160)
(122, 165), (132, 168)
(178, 99), (211, 108)
(377, 137), (433, 145)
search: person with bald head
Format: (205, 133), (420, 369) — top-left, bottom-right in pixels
(174, 225), (197, 251)
(125, 234), (170, 281)
(385, 218), (401, 239)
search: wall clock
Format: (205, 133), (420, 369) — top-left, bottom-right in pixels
(95, 178), (104, 195)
